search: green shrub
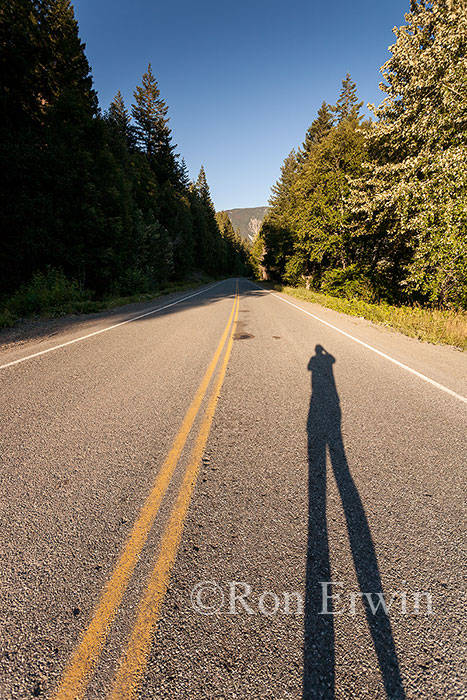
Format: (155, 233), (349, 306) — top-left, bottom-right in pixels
(0, 308), (15, 328)
(0, 273), (215, 330)
(116, 268), (153, 296)
(319, 265), (375, 302)
(6, 267), (90, 317)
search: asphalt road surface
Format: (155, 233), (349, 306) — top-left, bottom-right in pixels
(0, 278), (465, 700)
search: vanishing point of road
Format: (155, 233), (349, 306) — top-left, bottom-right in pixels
(0, 278), (465, 699)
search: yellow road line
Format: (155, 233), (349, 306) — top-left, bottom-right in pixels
(52, 290), (238, 700)
(108, 288), (240, 700)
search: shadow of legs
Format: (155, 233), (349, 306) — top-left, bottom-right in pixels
(303, 423), (334, 699)
(303, 346), (405, 699)
(329, 437), (405, 699)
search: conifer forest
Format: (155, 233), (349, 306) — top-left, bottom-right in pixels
(0, 0), (249, 318)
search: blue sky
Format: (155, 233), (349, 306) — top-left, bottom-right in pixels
(73, 0), (410, 211)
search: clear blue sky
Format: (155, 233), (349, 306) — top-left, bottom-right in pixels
(73, 0), (410, 211)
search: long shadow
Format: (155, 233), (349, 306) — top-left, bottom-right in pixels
(303, 345), (405, 699)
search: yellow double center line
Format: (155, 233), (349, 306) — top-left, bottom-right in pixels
(53, 284), (240, 700)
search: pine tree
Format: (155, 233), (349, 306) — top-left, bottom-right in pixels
(191, 167), (226, 274)
(0, 0), (108, 292)
(105, 91), (136, 153)
(268, 150), (299, 212)
(260, 80), (368, 291)
(298, 102), (334, 162)
(261, 150), (300, 279)
(132, 64), (179, 185)
(216, 211), (248, 275)
(36, 0), (117, 291)
(171, 189), (195, 277)
(178, 158), (191, 190)
(39, 0), (98, 115)
(195, 166), (215, 208)
(0, 0), (41, 131)
(109, 91), (130, 130)
(332, 73), (363, 123)
(0, 0), (42, 292)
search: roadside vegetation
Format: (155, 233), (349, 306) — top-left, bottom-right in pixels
(252, 1), (467, 348)
(0, 267), (215, 329)
(266, 283), (467, 350)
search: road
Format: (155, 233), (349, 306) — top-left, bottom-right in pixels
(0, 278), (465, 700)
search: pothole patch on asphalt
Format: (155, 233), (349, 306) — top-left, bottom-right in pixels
(234, 319), (254, 340)
(234, 332), (254, 340)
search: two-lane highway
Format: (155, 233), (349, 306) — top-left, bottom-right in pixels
(0, 278), (465, 699)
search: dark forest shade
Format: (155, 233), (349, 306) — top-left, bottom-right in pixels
(0, 1), (250, 300)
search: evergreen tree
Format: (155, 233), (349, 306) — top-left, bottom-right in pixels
(332, 72), (363, 122)
(178, 158), (191, 190)
(170, 189), (195, 278)
(108, 91), (130, 131)
(298, 102), (334, 162)
(268, 150), (300, 213)
(260, 79), (368, 292)
(0, 0), (42, 291)
(216, 211), (249, 275)
(39, 0), (97, 112)
(0, 0), (109, 292)
(132, 64), (179, 186)
(191, 166), (225, 273)
(132, 65), (167, 153)
(260, 150), (299, 279)
(195, 165), (215, 208)
(105, 91), (136, 153)
(131, 64), (198, 282)
(36, 0), (119, 292)
(0, 0), (41, 131)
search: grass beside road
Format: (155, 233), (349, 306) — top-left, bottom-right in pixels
(265, 283), (467, 351)
(0, 274), (215, 330)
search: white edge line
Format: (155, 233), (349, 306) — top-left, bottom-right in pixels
(249, 281), (467, 405)
(0, 281), (225, 371)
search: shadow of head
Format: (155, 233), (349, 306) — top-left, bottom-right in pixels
(308, 345), (336, 374)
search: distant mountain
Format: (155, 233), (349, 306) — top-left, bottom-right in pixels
(224, 206), (269, 243)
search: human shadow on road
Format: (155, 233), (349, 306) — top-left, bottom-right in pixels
(303, 345), (405, 699)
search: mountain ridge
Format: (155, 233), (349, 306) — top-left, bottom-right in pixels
(224, 206), (269, 242)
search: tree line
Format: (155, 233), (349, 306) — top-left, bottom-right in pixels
(0, 0), (249, 303)
(252, 0), (466, 309)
